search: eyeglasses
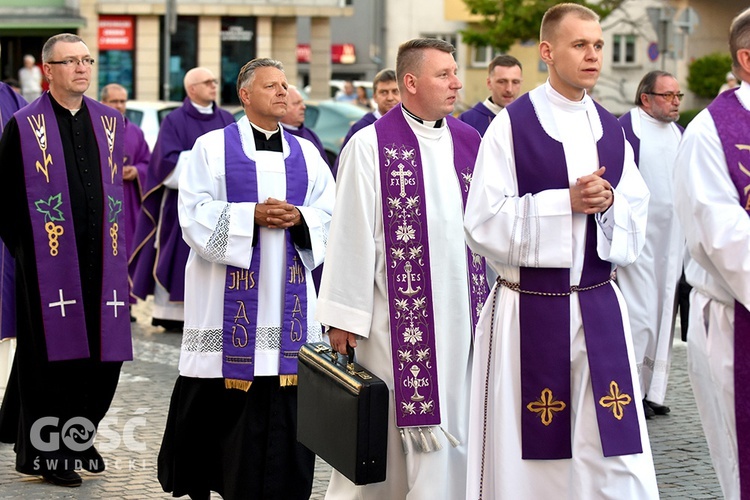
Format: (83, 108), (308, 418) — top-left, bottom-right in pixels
(647, 92), (684, 101)
(47, 58), (95, 67)
(197, 79), (219, 86)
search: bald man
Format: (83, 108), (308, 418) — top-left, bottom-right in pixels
(130, 68), (234, 332)
(280, 86), (328, 165)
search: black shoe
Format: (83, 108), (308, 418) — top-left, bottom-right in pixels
(81, 447), (105, 473)
(646, 400), (671, 416)
(643, 398), (656, 419)
(152, 318), (183, 333)
(41, 469), (82, 487)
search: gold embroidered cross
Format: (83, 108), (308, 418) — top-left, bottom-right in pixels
(527, 388), (566, 426)
(598, 380), (632, 420)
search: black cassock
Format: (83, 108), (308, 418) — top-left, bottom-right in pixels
(0, 96), (123, 474)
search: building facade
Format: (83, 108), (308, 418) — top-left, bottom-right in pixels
(1, 0), (354, 104)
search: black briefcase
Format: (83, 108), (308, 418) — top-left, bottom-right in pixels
(297, 342), (388, 485)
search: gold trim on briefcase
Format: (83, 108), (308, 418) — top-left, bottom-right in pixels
(298, 343), (375, 396)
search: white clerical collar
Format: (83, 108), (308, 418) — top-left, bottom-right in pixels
(737, 80), (750, 111)
(402, 105), (444, 128)
(373, 109), (383, 119)
(544, 81), (590, 111)
(190, 100), (214, 114)
(280, 122), (300, 131)
(249, 121), (281, 139)
(483, 97), (503, 115)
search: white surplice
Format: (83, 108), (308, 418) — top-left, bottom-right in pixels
(673, 81), (750, 500)
(617, 107), (684, 405)
(316, 108), (476, 499)
(177, 116), (335, 378)
(463, 83), (658, 499)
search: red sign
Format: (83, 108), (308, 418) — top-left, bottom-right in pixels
(297, 43), (356, 64)
(99, 16), (134, 51)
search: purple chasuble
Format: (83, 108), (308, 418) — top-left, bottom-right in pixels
(709, 87), (750, 499)
(222, 124), (309, 387)
(375, 104), (487, 429)
(458, 101), (495, 136)
(0, 83), (26, 340)
(507, 93), (642, 459)
(15, 93), (132, 362)
(130, 99), (234, 301)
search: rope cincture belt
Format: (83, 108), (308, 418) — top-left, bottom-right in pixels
(496, 271), (617, 296)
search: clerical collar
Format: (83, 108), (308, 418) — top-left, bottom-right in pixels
(249, 121), (282, 152)
(402, 105), (444, 128)
(190, 100), (214, 115)
(280, 122), (300, 131)
(483, 97), (503, 115)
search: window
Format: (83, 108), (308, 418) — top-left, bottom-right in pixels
(472, 46), (499, 67)
(421, 33), (459, 63)
(613, 34), (636, 65)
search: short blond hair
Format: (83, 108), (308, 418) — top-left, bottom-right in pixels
(540, 3), (599, 42)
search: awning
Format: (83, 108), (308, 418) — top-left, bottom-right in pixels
(0, 14), (86, 31)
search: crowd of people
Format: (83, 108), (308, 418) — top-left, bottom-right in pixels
(0, 3), (748, 499)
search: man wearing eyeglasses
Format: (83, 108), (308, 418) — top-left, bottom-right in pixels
(617, 70), (685, 421)
(0, 33), (132, 488)
(130, 67), (234, 333)
(674, 7), (750, 498)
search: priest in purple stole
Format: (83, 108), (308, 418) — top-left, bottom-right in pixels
(318, 38), (487, 500)
(0, 33), (132, 488)
(157, 59), (334, 500)
(332, 68), (400, 178)
(100, 83), (151, 309)
(129, 67), (234, 332)
(673, 8), (750, 499)
(464, 4), (657, 499)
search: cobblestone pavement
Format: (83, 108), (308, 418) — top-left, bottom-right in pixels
(0, 305), (721, 499)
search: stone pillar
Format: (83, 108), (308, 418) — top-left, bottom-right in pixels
(309, 17), (331, 100)
(135, 16), (161, 101)
(198, 16), (222, 102)
(78, 0), (100, 99)
(272, 17), (298, 86)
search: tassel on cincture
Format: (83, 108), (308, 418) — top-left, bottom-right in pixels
(409, 429), (422, 452)
(440, 426), (461, 447)
(428, 427), (443, 451)
(418, 427), (431, 453)
(399, 428), (409, 455)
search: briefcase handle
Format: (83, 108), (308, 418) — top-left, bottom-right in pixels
(330, 343), (357, 373)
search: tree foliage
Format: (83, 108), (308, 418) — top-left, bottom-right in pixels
(461, 0), (625, 52)
(686, 53), (733, 99)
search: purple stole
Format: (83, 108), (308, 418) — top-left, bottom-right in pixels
(507, 93), (642, 459)
(222, 123), (309, 390)
(375, 104), (487, 430)
(15, 93), (132, 362)
(708, 87), (750, 498)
